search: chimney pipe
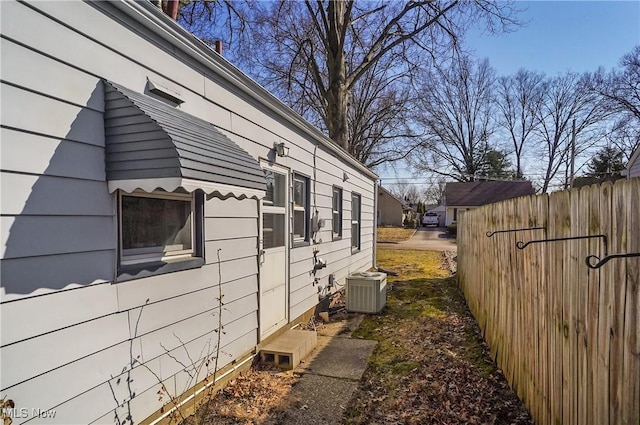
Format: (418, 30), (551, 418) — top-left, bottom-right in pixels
(214, 40), (223, 55)
(165, 0), (179, 20)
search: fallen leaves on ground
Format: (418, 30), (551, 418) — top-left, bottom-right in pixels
(195, 365), (299, 425)
(344, 250), (532, 425)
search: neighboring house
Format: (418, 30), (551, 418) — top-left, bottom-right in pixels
(443, 181), (535, 226)
(377, 186), (414, 227)
(0, 1), (377, 424)
(627, 145), (640, 178)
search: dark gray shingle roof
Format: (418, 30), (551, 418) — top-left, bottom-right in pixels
(445, 181), (534, 206)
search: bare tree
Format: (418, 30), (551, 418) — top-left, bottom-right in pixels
(593, 45), (640, 122)
(389, 183), (422, 206)
(535, 72), (609, 192)
(347, 55), (422, 167)
(495, 69), (545, 178)
(177, 1), (519, 166)
(608, 116), (640, 162)
(163, 0), (254, 48)
(411, 55), (498, 181)
(588, 46), (640, 161)
(158, 0), (522, 171)
(423, 178), (447, 205)
(253, 0), (466, 151)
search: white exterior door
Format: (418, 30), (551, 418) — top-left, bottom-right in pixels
(259, 162), (289, 340)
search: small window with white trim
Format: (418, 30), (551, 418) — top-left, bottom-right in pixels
(332, 186), (343, 239)
(351, 192), (361, 252)
(293, 174), (310, 245)
(119, 190), (203, 269)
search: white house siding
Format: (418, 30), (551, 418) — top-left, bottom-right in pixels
(629, 156), (640, 178)
(1, 1), (376, 424)
(286, 155), (375, 319)
(445, 206), (475, 226)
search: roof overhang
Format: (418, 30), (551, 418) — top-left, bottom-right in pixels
(104, 81), (266, 199)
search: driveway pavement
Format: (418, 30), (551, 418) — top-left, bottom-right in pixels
(378, 226), (457, 252)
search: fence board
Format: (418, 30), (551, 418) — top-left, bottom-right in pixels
(521, 198), (534, 408)
(576, 187), (589, 425)
(457, 178), (640, 425)
(585, 184), (601, 425)
(622, 179), (640, 424)
(554, 190), (569, 425)
(537, 194), (551, 425)
(609, 180), (627, 425)
(596, 183), (613, 425)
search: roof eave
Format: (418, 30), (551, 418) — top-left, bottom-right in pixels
(628, 146), (640, 173)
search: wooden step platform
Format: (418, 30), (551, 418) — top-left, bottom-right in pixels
(260, 329), (317, 370)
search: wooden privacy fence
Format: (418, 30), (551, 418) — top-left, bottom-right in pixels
(457, 178), (639, 425)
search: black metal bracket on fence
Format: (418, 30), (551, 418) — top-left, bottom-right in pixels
(585, 252), (640, 269)
(516, 234), (608, 256)
(485, 227), (546, 238)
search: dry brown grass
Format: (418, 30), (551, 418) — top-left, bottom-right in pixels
(376, 227), (415, 243)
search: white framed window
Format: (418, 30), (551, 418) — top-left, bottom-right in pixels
(293, 174), (310, 244)
(263, 170), (287, 249)
(119, 190), (200, 266)
(332, 186), (343, 239)
(351, 192), (361, 251)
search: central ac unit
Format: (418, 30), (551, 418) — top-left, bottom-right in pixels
(346, 271), (387, 313)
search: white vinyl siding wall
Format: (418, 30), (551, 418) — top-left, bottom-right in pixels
(445, 206), (476, 226)
(0, 1), (375, 423)
(629, 156), (640, 178)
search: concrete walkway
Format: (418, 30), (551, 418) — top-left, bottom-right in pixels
(379, 226), (457, 252)
(275, 228), (456, 424)
(277, 315), (376, 425)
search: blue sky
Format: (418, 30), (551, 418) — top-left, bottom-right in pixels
(465, 0), (640, 76)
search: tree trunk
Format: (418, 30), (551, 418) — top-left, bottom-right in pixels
(326, 82), (349, 150)
(325, 0), (350, 151)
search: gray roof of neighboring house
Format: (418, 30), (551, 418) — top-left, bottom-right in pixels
(445, 181), (535, 206)
(104, 81), (267, 192)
